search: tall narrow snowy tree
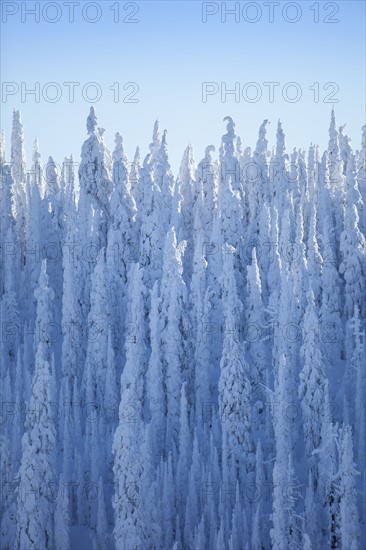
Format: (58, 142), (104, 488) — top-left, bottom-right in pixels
(15, 262), (57, 550)
(112, 264), (148, 550)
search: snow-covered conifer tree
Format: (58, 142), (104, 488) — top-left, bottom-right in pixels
(299, 292), (329, 463)
(112, 264), (148, 550)
(219, 250), (254, 498)
(1, 109), (364, 550)
(10, 110), (27, 236)
(338, 425), (360, 550)
(15, 262), (57, 550)
(160, 228), (190, 458)
(138, 153), (166, 285)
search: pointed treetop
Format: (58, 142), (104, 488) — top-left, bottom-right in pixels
(47, 155), (57, 169)
(330, 106), (336, 127)
(134, 146), (140, 160)
(149, 119), (161, 155)
(113, 132), (125, 160)
(11, 109), (26, 178)
(308, 144), (315, 164)
(153, 118), (159, 139)
(86, 107), (97, 135)
(62, 156), (75, 195)
(222, 116), (236, 149)
(181, 143), (194, 164)
(159, 129), (170, 164)
(223, 115), (235, 134)
(275, 120), (286, 157)
(162, 129), (168, 146)
(220, 117), (237, 167)
(114, 132), (123, 149)
(259, 119), (269, 133)
(30, 137), (42, 188)
(254, 119), (269, 158)
(45, 156), (60, 196)
(33, 137), (40, 156)
(205, 145), (215, 161)
(178, 143), (195, 184)
(12, 109), (21, 125)
(328, 108), (340, 158)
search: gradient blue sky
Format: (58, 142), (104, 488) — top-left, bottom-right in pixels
(1, 0), (365, 172)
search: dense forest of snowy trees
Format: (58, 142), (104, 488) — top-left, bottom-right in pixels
(0, 108), (365, 549)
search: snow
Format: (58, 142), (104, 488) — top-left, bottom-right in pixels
(0, 109), (365, 550)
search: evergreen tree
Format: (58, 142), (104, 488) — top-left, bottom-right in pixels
(160, 228), (190, 458)
(112, 264), (148, 550)
(219, 251), (254, 496)
(338, 425), (360, 550)
(299, 292), (329, 464)
(1, 110), (364, 550)
(138, 153), (166, 285)
(10, 110), (27, 237)
(15, 262), (57, 550)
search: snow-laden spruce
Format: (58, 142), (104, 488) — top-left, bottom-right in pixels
(0, 108), (365, 550)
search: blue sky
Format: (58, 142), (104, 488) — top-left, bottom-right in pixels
(1, 0), (365, 172)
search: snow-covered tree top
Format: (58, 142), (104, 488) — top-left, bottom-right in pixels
(32, 137), (41, 165)
(2, 109), (365, 550)
(221, 116), (236, 160)
(275, 120), (286, 158)
(134, 146), (140, 161)
(254, 119), (269, 159)
(178, 144), (195, 184)
(159, 129), (170, 164)
(113, 132), (126, 163)
(61, 155), (75, 203)
(328, 108), (340, 161)
(45, 155), (59, 197)
(11, 108), (26, 182)
(87, 106), (98, 135)
(30, 138), (42, 189)
(223, 115), (235, 138)
(12, 109), (22, 130)
(112, 132), (129, 191)
(205, 145), (215, 162)
(149, 118), (161, 157)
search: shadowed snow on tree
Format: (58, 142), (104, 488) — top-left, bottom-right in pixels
(0, 110), (364, 550)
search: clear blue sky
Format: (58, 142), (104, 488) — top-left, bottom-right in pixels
(1, 0), (365, 172)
